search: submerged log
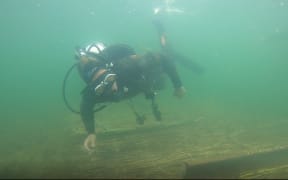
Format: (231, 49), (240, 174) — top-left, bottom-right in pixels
(184, 147), (288, 179)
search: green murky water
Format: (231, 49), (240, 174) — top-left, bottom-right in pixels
(0, 0), (288, 178)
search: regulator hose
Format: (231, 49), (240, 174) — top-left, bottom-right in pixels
(62, 63), (106, 114)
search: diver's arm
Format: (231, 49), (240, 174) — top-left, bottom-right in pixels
(80, 94), (97, 151)
(84, 133), (96, 152)
(80, 99), (95, 134)
(165, 69), (186, 98)
(167, 71), (186, 98)
(161, 55), (186, 98)
(161, 55), (182, 89)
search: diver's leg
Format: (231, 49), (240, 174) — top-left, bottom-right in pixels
(152, 17), (169, 50)
(152, 16), (204, 74)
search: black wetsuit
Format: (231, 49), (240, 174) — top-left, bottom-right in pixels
(79, 44), (183, 134)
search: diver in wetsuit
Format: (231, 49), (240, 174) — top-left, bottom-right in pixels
(75, 41), (186, 151)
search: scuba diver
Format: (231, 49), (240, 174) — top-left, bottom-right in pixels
(75, 40), (186, 151)
(63, 18), (204, 152)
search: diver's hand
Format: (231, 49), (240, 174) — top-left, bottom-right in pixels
(174, 86), (186, 98)
(84, 133), (96, 152)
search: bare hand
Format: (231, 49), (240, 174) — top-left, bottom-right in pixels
(174, 86), (186, 98)
(84, 133), (96, 152)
